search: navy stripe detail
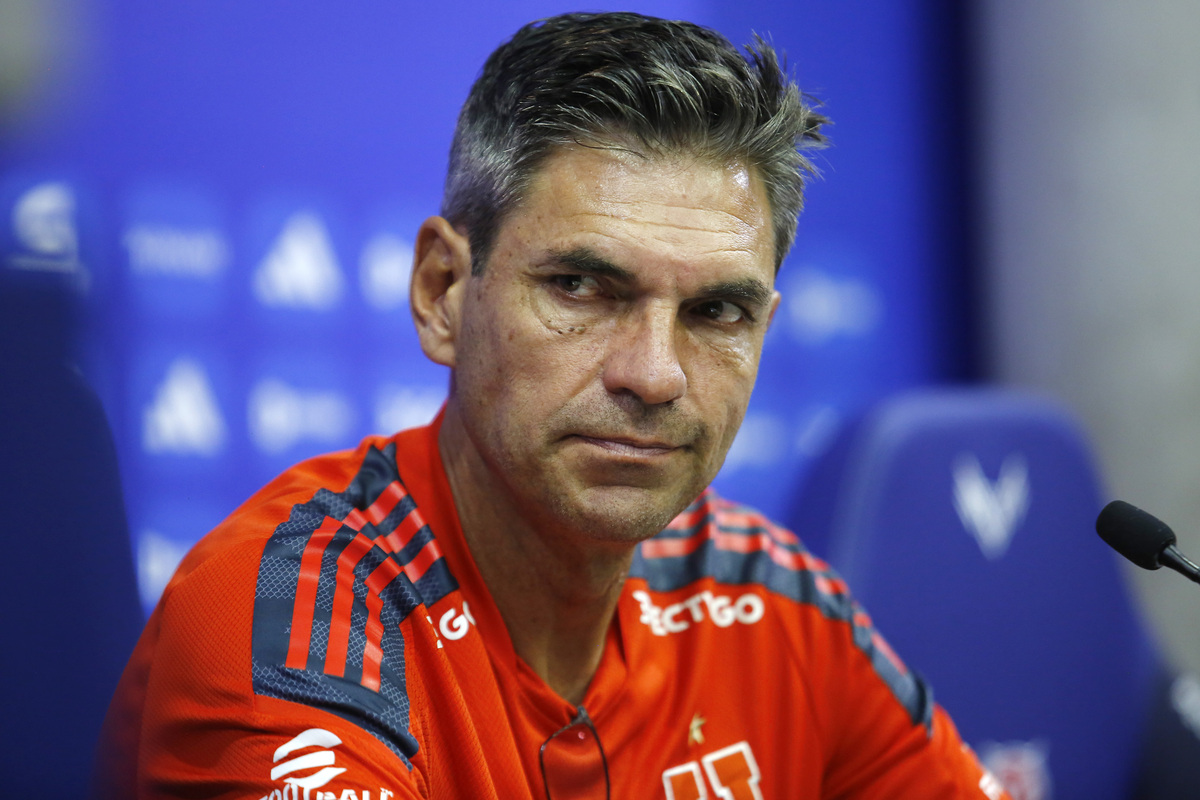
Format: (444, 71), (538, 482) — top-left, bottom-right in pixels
(395, 519), (436, 563)
(412, 558), (456, 605)
(631, 491), (934, 732)
(631, 501), (814, 596)
(251, 442), (458, 765)
(632, 539), (836, 614)
(852, 621), (935, 732)
(348, 443), (408, 510)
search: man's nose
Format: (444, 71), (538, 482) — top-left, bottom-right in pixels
(601, 305), (687, 406)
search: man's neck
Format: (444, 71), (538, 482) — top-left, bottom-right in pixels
(438, 407), (635, 706)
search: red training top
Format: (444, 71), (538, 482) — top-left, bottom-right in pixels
(95, 414), (1009, 800)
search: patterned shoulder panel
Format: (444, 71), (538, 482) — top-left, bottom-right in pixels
(251, 443), (458, 766)
(630, 488), (933, 732)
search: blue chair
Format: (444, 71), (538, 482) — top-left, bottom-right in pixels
(792, 386), (1159, 799)
(0, 279), (144, 797)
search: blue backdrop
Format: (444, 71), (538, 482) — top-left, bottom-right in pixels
(0, 0), (970, 613)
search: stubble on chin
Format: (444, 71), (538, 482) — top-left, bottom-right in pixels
(530, 406), (711, 535)
(541, 482), (696, 546)
(537, 436), (722, 546)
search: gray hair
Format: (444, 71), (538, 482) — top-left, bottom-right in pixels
(441, 11), (828, 273)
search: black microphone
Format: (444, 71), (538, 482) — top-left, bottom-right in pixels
(1096, 500), (1200, 584)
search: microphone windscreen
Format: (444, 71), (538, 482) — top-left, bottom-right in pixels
(1096, 500), (1177, 570)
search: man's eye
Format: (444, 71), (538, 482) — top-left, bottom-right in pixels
(694, 300), (747, 324)
(553, 274), (602, 297)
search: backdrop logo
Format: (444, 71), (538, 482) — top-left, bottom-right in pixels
(359, 232), (413, 311)
(254, 211), (344, 310)
(785, 269), (881, 344)
(7, 181), (87, 285)
(125, 224), (229, 278)
(249, 378), (354, 454)
(373, 384), (444, 435)
(142, 357), (227, 456)
(136, 529), (189, 608)
(953, 453), (1029, 560)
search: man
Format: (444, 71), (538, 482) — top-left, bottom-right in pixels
(96, 12), (1009, 799)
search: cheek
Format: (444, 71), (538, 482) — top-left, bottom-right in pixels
(688, 330), (766, 391)
(522, 294), (614, 370)
(685, 335), (765, 437)
(462, 297), (609, 411)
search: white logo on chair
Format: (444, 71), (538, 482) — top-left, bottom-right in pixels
(978, 740), (1051, 800)
(952, 452), (1030, 560)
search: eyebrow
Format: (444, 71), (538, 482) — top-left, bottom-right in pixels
(546, 248), (635, 283)
(545, 247), (773, 310)
(696, 278), (774, 311)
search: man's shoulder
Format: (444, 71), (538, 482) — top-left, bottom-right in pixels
(631, 487), (849, 610)
(171, 425), (457, 616)
(101, 428), (454, 795)
(169, 434), (405, 580)
(150, 429), (446, 768)
(153, 427), (456, 652)
(147, 433), (428, 659)
(628, 488), (937, 734)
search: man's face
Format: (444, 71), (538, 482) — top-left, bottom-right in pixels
(443, 144), (779, 542)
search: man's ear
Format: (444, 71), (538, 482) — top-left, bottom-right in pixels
(410, 216), (472, 367)
(766, 289), (782, 327)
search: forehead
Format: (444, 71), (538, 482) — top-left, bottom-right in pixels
(497, 145), (775, 284)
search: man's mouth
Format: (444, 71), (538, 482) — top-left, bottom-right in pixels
(572, 434), (680, 457)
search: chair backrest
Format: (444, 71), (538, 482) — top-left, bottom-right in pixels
(800, 386), (1158, 800)
(0, 280), (144, 796)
